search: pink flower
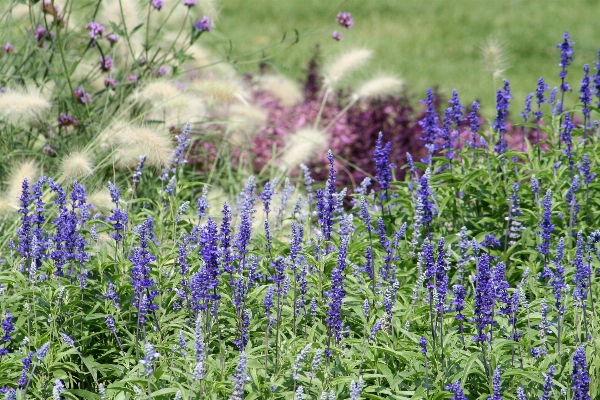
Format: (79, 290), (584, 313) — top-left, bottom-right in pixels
(152, 0), (164, 10)
(183, 0), (197, 7)
(85, 22), (105, 39)
(99, 55), (113, 72)
(336, 12), (353, 29)
(2, 43), (14, 53)
(332, 31), (343, 41)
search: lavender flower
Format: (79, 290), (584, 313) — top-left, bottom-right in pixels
(580, 154), (595, 185)
(59, 333), (75, 348)
(572, 345), (590, 400)
(130, 217), (158, 321)
(161, 123), (191, 181)
(349, 377), (364, 400)
(573, 232), (590, 305)
(292, 344), (311, 380)
(417, 168), (435, 231)
(85, 22), (105, 39)
(152, 0), (163, 10)
(0, 312), (14, 357)
(17, 351), (33, 386)
(332, 31), (343, 41)
(580, 64), (592, 121)
(36, 342), (50, 359)
(369, 319), (382, 341)
(53, 379), (65, 400)
(561, 113), (574, 168)
(521, 93), (533, 120)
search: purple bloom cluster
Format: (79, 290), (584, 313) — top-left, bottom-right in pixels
(557, 31), (575, 106)
(472, 253), (494, 342)
(193, 16), (211, 32)
(336, 12), (353, 29)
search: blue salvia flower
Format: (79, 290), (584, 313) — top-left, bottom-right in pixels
(417, 168), (435, 231)
(571, 345), (590, 400)
(520, 93), (533, 120)
(579, 154), (595, 185)
(140, 341), (160, 376)
(260, 181), (276, 214)
(233, 309), (250, 350)
(310, 350), (322, 379)
(419, 88), (440, 149)
(321, 150), (339, 242)
(423, 240), (436, 298)
(191, 218), (220, 311)
(196, 187), (209, 220)
(492, 79), (512, 155)
(451, 284), (466, 325)
(531, 175), (540, 205)
(295, 386), (304, 400)
(292, 344), (311, 380)
(0, 312), (14, 357)
(557, 32), (574, 110)
(466, 101), (481, 149)
(445, 381), (467, 400)
(419, 336), (427, 354)
(300, 164), (314, 205)
(108, 181), (120, 205)
(434, 238), (449, 312)
(594, 50), (600, 107)
(377, 217), (394, 282)
(165, 175), (177, 197)
(349, 377), (364, 400)
(534, 77), (550, 119)
(235, 178), (256, 264)
(17, 351), (33, 386)
(4, 389), (16, 400)
(566, 175), (580, 225)
(132, 155), (147, 187)
(107, 208), (128, 244)
(539, 365), (555, 400)
(580, 64), (592, 124)
(472, 253), (494, 342)
(369, 319), (382, 341)
(17, 179), (33, 262)
(537, 189), (554, 257)
(573, 232), (590, 305)
(178, 332), (187, 356)
(59, 333), (76, 348)
(52, 379), (65, 400)
(439, 108), (456, 161)
(325, 235), (349, 344)
(489, 366), (502, 400)
(561, 113), (575, 168)
(229, 351), (248, 400)
(193, 314), (206, 380)
(220, 203), (234, 276)
(493, 262), (511, 315)
(374, 132), (394, 199)
(546, 238), (567, 313)
(406, 152), (416, 176)
(160, 122), (190, 181)
(130, 217), (158, 322)
(289, 221), (304, 266)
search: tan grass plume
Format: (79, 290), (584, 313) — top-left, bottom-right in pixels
(4, 160), (39, 210)
(279, 129), (327, 170)
(323, 49), (373, 88)
(0, 88), (51, 124)
(60, 151), (95, 181)
(354, 75), (404, 100)
(481, 37), (508, 81)
(258, 75), (303, 107)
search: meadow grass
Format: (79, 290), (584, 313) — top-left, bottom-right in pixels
(207, 0), (600, 116)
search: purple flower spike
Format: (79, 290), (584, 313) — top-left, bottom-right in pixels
(419, 337), (427, 354)
(492, 79), (511, 155)
(557, 31), (574, 108)
(572, 345), (590, 400)
(419, 88), (440, 149)
(373, 132), (394, 199)
(445, 381), (467, 400)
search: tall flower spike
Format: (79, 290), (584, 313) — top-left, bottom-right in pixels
(557, 31), (574, 111)
(419, 88), (440, 151)
(537, 189), (554, 257)
(373, 132), (394, 199)
(492, 79), (512, 155)
(445, 381), (467, 400)
(571, 345), (590, 400)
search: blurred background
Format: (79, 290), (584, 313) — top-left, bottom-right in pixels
(205, 0), (600, 117)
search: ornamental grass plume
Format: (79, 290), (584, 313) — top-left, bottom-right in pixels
(279, 129), (328, 171)
(0, 88), (51, 125)
(87, 189), (113, 215)
(2, 160), (39, 212)
(192, 78), (249, 105)
(323, 48), (373, 88)
(481, 37), (508, 82)
(354, 75), (404, 100)
(59, 152), (94, 181)
(257, 75), (304, 107)
(100, 122), (175, 169)
(137, 81), (206, 127)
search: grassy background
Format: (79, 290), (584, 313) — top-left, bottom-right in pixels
(204, 0), (600, 117)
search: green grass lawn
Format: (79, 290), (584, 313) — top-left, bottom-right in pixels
(205, 0), (600, 118)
